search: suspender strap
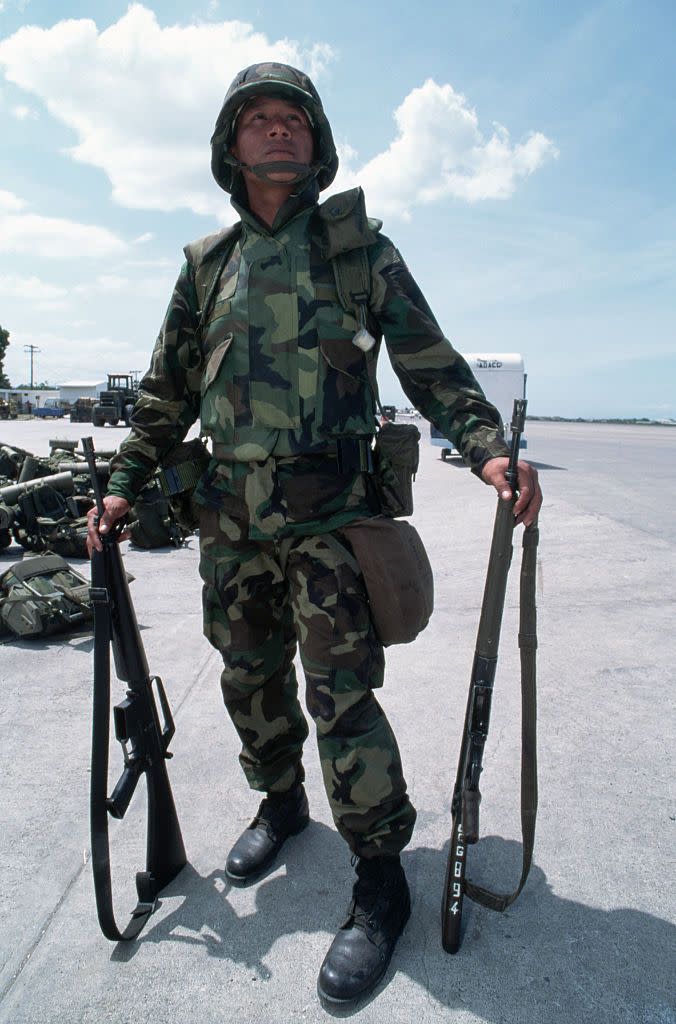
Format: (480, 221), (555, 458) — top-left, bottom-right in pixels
(316, 187), (380, 325)
(330, 246), (372, 325)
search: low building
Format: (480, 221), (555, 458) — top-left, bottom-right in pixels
(59, 381), (106, 404)
(0, 388), (61, 412)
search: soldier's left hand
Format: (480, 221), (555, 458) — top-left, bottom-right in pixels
(481, 457), (542, 527)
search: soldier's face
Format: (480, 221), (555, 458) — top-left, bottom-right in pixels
(231, 97), (314, 182)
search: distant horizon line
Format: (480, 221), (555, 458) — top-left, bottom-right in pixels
(397, 409), (676, 426)
(526, 415), (676, 425)
(1, 386), (675, 426)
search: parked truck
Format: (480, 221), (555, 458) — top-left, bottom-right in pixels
(91, 374), (139, 428)
(430, 353), (527, 459)
(34, 399), (66, 419)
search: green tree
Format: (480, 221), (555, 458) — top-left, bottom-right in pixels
(0, 325), (10, 388)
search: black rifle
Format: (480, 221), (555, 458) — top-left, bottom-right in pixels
(441, 400), (539, 954)
(83, 436), (187, 941)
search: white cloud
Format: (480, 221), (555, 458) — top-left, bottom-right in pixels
(93, 274), (129, 292)
(132, 232), (154, 244)
(0, 0), (30, 15)
(0, 4), (335, 218)
(0, 10), (555, 223)
(2, 328), (153, 386)
(124, 256), (175, 269)
(72, 269), (175, 300)
(11, 103), (36, 120)
(0, 189), (26, 212)
(334, 80), (558, 219)
(86, 270), (174, 299)
(0, 206), (127, 260)
(0, 273), (69, 311)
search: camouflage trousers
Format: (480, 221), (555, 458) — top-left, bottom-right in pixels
(198, 506), (416, 858)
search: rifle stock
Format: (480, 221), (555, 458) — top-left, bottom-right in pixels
(441, 400), (538, 954)
(84, 436), (186, 941)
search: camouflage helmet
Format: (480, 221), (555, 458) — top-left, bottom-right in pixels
(210, 62), (339, 194)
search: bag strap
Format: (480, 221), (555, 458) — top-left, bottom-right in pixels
(332, 247), (372, 327)
(316, 187), (380, 326)
(465, 522), (539, 912)
(317, 188), (389, 423)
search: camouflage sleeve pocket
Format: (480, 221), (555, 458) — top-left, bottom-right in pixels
(201, 333), (233, 394)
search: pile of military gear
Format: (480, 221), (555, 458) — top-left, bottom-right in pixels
(0, 552), (93, 639)
(0, 438), (209, 639)
(0, 440), (110, 557)
(0, 437), (209, 556)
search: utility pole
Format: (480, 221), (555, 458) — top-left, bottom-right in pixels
(24, 344), (40, 388)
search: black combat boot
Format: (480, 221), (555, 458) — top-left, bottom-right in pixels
(225, 783), (309, 885)
(317, 855), (411, 1004)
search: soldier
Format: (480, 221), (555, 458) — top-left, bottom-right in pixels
(87, 63), (541, 1004)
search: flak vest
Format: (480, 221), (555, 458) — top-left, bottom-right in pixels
(183, 188), (383, 461)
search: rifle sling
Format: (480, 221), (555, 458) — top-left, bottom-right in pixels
(89, 551), (154, 941)
(464, 522), (539, 912)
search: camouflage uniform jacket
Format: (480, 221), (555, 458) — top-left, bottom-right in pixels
(107, 193), (510, 539)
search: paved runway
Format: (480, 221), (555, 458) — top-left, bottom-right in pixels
(0, 418), (674, 1023)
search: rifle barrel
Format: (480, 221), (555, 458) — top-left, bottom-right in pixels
(81, 437), (105, 517)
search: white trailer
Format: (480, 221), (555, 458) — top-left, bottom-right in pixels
(430, 352), (527, 459)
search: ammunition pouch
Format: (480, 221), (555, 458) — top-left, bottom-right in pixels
(130, 483), (184, 549)
(372, 422), (421, 518)
(129, 439), (210, 547)
(340, 515), (434, 646)
(156, 438), (211, 533)
(335, 436), (374, 475)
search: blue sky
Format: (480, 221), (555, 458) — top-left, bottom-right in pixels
(0, 0), (674, 418)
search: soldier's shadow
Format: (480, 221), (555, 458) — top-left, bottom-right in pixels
(109, 826), (674, 1021)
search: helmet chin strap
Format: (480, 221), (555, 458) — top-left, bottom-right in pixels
(228, 155), (319, 186)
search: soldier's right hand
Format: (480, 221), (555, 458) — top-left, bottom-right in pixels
(86, 495), (131, 555)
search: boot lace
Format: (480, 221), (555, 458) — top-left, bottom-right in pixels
(253, 790), (299, 835)
(349, 871), (402, 933)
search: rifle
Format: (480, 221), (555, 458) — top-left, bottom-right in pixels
(441, 400), (539, 954)
(83, 436), (187, 941)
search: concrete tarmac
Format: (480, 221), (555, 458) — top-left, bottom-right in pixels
(0, 418), (674, 1024)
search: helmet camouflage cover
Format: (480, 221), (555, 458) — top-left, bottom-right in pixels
(210, 62), (339, 194)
